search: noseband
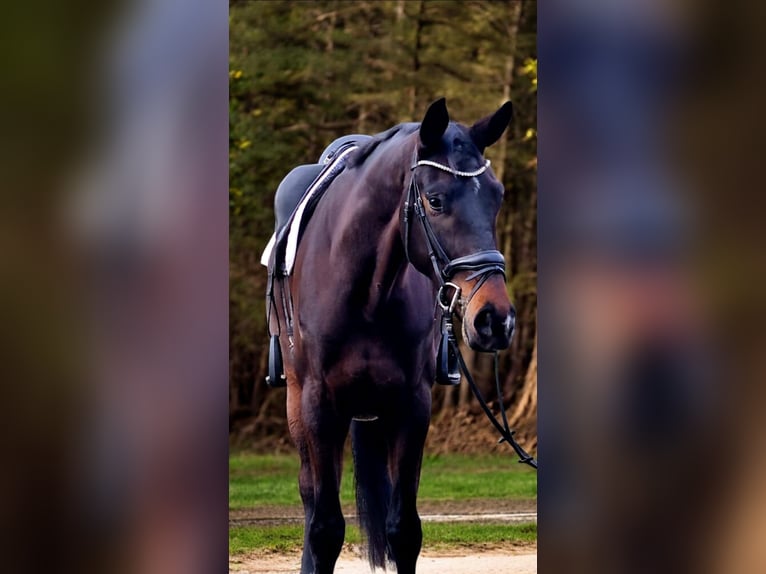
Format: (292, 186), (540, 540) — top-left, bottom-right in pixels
(403, 156), (506, 310)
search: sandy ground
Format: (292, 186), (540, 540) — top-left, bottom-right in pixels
(230, 547), (537, 574)
(230, 502), (538, 573)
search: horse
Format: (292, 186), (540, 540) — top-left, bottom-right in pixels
(267, 98), (515, 573)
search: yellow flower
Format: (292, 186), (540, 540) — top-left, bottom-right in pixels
(523, 128), (536, 141)
(238, 139), (252, 150)
(521, 58), (537, 91)
(521, 58), (537, 76)
(229, 69), (244, 80)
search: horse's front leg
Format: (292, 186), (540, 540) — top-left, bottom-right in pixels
(302, 378), (349, 574)
(386, 382), (431, 574)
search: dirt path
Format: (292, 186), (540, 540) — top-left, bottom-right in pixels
(230, 501), (538, 572)
(230, 548), (537, 574)
(230, 499), (536, 527)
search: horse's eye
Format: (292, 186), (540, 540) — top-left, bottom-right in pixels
(427, 196), (443, 211)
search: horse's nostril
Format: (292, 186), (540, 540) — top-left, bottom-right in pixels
(469, 305), (514, 351)
(474, 308), (494, 338)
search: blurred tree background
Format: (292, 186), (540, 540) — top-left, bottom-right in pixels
(230, 0), (537, 452)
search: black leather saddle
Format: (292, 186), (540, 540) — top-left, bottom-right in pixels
(273, 134), (371, 235)
(268, 134), (372, 275)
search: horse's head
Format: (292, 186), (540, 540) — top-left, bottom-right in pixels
(404, 98), (515, 352)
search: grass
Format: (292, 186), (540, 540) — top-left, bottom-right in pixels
(229, 522), (537, 555)
(229, 452), (536, 510)
(229, 452), (537, 555)
(423, 522), (537, 549)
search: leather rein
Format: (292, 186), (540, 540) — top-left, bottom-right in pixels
(404, 154), (538, 470)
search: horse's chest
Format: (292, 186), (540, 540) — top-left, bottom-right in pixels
(324, 334), (431, 389)
(321, 342), (429, 418)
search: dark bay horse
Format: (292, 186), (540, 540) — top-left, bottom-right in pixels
(270, 98), (515, 573)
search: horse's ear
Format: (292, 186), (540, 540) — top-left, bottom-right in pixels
(419, 97), (449, 149)
(469, 101), (514, 152)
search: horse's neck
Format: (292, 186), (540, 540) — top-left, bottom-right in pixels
(365, 211), (409, 313)
(339, 140), (421, 315)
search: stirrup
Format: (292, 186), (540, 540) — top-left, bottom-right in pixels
(435, 318), (461, 385)
(266, 335), (286, 388)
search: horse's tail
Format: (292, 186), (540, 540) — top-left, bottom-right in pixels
(351, 418), (391, 570)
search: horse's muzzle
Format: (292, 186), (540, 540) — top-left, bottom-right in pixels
(466, 302), (515, 351)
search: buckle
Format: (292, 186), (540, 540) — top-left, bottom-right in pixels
(437, 282), (461, 314)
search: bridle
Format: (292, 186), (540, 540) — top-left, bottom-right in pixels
(404, 151), (538, 470)
(404, 155), (506, 307)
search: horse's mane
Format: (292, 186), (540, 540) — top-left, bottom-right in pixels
(350, 123), (419, 168)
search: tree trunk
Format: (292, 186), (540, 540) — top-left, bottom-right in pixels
(495, 0), (522, 184)
(498, 0), (523, 264)
(507, 335), (537, 429)
(357, 105), (368, 133)
(250, 344), (270, 415)
(409, 0), (426, 119)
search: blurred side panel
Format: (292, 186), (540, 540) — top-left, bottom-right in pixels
(539, 0), (766, 572)
(0, 0), (228, 572)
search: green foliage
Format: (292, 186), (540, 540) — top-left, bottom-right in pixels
(230, 1), (537, 427)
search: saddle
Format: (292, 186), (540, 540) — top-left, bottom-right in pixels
(263, 134), (371, 387)
(261, 134), (371, 276)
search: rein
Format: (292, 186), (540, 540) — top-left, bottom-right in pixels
(455, 349), (538, 470)
(405, 155), (538, 470)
